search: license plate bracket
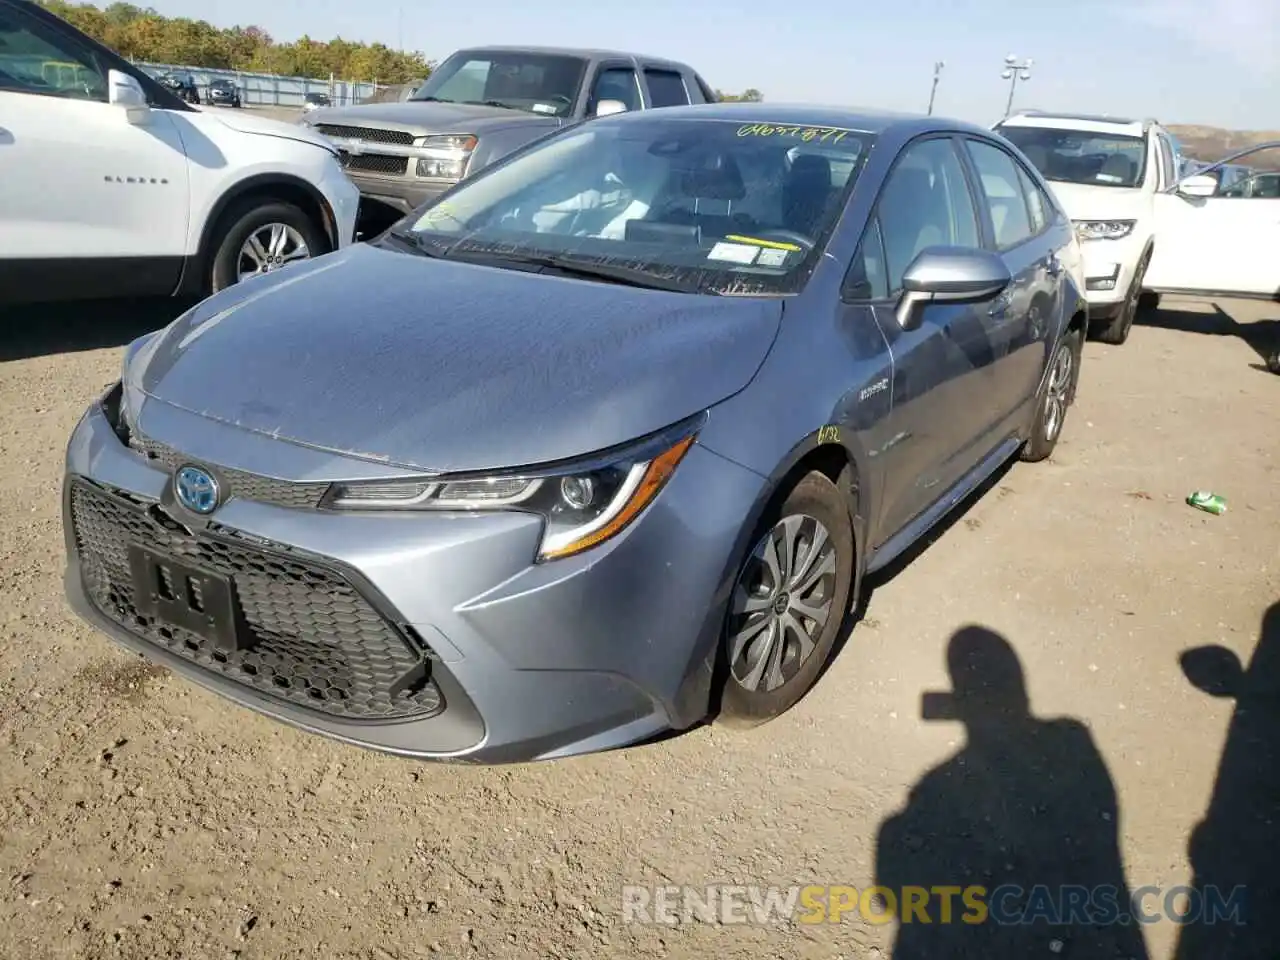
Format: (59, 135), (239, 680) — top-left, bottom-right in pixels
(128, 546), (247, 651)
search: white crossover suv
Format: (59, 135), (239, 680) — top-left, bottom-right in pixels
(0, 0), (359, 304)
(994, 111), (1176, 344)
(995, 110), (1280, 346)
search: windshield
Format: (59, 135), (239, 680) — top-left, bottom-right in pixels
(410, 51), (588, 117)
(998, 125), (1149, 188)
(404, 117), (873, 296)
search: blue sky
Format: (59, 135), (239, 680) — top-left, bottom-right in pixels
(164, 0), (1280, 129)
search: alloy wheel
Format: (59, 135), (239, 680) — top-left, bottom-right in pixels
(727, 514), (838, 693)
(1043, 342), (1073, 443)
(237, 223), (310, 281)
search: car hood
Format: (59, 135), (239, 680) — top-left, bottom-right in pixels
(198, 108), (335, 152)
(1042, 181), (1150, 222)
(303, 100), (559, 136)
(130, 243), (783, 474)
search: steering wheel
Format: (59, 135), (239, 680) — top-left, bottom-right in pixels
(548, 94), (574, 110)
(747, 229), (816, 253)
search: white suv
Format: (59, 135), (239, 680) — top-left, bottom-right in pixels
(996, 110), (1280, 346)
(994, 111), (1175, 344)
(0, 0), (359, 304)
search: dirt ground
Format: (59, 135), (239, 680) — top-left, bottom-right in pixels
(1, 294), (1277, 960)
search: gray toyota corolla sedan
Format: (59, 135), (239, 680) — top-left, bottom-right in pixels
(64, 103), (1086, 763)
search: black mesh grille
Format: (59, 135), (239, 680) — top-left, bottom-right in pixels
(70, 480), (442, 721)
(339, 152), (409, 176)
(131, 436), (329, 511)
(315, 124), (415, 146)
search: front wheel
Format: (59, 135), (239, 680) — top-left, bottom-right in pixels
(716, 471), (856, 726)
(1021, 331), (1081, 463)
(207, 199), (329, 295)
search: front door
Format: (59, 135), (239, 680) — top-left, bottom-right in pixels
(843, 136), (1006, 541)
(0, 2), (190, 297)
(1146, 144), (1280, 297)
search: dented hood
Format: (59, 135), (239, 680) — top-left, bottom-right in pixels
(131, 243), (783, 473)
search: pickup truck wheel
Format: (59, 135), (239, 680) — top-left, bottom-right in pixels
(1021, 330), (1081, 463)
(208, 200), (328, 294)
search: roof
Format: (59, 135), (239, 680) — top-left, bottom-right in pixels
(451, 45), (693, 68)
(607, 101), (990, 137)
(1000, 110), (1155, 137)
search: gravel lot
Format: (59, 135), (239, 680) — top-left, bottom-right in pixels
(1, 293), (1277, 959)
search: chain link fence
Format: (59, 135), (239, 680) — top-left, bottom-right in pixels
(132, 61), (390, 107)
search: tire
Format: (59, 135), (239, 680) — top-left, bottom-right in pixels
(207, 199), (329, 295)
(1094, 247), (1152, 345)
(1020, 329), (1081, 463)
(716, 470), (856, 726)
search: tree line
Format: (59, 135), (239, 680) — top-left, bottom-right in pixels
(36, 1), (433, 83)
(37, 1), (765, 96)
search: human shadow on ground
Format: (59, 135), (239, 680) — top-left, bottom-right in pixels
(874, 625), (1151, 959)
(1172, 601), (1280, 959)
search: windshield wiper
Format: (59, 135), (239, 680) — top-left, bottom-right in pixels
(447, 250), (703, 294)
(462, 99), (523, 111)
(382, 227), (448, 258)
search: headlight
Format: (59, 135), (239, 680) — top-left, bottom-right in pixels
(415, 134), (477, 180)
(1073, 219), (1136, 241)
(322, 421), (701, 562)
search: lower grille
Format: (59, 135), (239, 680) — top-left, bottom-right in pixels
(340, 152), (409, 176)
(70, 480), (442, 721)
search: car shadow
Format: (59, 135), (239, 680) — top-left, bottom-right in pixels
(1171, 601), (1280, 959)
(1137, 300), (1280, 372)
(0, 298), (191, 363)
(874, 625), (1152, 958)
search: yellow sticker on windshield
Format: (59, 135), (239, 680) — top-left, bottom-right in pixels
(725, 234), (802, 252)
(735, 123), (850, 143)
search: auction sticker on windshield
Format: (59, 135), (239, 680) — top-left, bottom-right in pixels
(708, 242), (760, 265)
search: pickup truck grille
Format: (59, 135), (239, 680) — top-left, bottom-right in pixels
(339, 153), (409, 176)
(314, 124), (415, 146)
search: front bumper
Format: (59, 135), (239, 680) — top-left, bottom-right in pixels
(62, 397), (766, 763)
(1079, 237), (1143, 317)
(347, 171), (450, 216)
(318, 160), (361, 247)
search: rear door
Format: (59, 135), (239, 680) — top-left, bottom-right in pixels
(1146, 143), (1280, 297)
(842, 135), (1000, 540)
(958, 136), (1058, 424)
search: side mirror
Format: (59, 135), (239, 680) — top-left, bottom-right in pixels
(894, 246), (1012, 331)
(594, 99), (627, 118)
(108, 69), (150, 125)
(1179, 645), (1244, 699)
(1176, 174), (1218, 198)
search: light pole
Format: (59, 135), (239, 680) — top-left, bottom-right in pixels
(926, 60), (944, 116)
(1001, 54), (1032, 118)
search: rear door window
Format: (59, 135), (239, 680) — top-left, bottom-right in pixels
(965, 139), (1035, 250)
(644, 69), (690, 108)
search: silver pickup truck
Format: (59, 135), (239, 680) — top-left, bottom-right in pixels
(300, 45), (716, 221)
